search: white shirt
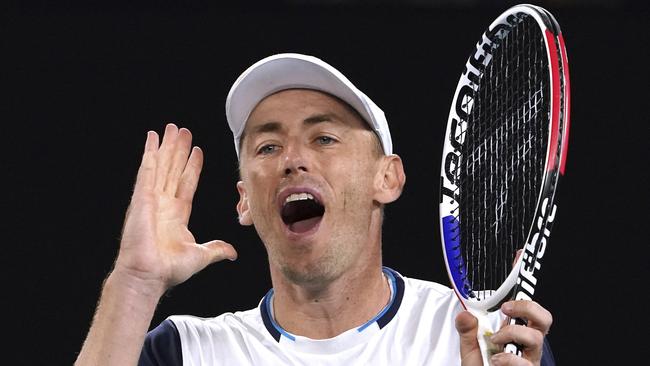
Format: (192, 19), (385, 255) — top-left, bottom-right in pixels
(140, 267), (505, 365)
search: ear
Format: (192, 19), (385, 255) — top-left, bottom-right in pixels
(236, 181), (253, 226)
(373, 154), (406, 204)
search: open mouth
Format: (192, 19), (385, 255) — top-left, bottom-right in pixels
(281, 192), (325, 234)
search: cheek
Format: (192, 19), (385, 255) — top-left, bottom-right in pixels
(335, 161), (377, 210)
(242, 172), (276, 217)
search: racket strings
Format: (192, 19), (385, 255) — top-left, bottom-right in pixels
(455, 15), (550, 299)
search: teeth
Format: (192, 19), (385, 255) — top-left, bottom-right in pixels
(285, 192), (315, 203)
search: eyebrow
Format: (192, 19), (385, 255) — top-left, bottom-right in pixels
(249, 121), (282, 136)
(239, 122), (279, 154)
(249, 113), (341, 136)
(241, 113), (344, 153)
(304, 113), (338, 125)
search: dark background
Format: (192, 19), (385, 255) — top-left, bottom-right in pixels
(4, 1), (648, 364)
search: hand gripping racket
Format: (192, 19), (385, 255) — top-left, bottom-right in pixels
(439, 4), (570, 363)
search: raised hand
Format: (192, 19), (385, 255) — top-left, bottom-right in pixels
(75, 124), (238, 366)
(114, 123), (237, 293)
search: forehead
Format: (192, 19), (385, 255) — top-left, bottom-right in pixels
(245, 89), (367, 131)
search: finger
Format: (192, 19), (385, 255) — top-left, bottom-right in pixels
(490, 352), (532, 366)
(200, 240), (238, 264)
(133, 131), (159, 197)
(165, 128), (193, 194)
(177, 146), (204, 203)
(455, 311), (483, 365)
(501, 301), (553, 335)
(154, 123), (179, 192)
(490, 324), (543, 354)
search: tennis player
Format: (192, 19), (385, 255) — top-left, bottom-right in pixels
(75, 54), (555, 365)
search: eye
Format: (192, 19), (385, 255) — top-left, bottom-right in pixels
(316, 136), (337, 145)
(257, 144), (279, 155)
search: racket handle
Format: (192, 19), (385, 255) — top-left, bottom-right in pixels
(475, 312), (500, 365)
(504, 316), (528, 356)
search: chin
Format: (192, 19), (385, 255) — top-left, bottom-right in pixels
(280, 254), (346, 288)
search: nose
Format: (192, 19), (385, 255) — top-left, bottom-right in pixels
(282, 142), (308, 176)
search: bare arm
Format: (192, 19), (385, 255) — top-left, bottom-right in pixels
(75, 124), (237, 366)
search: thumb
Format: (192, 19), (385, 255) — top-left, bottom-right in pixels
(455, 311), (483, 365)
(200, 240), (238, 264)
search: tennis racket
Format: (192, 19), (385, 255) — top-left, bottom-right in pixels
(439, 4), (570, 363)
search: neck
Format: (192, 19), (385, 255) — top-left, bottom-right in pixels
(270, 262), (390, 339)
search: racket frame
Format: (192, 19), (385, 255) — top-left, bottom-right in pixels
(438, 3), (570, 357)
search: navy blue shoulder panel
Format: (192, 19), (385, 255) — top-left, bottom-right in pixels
(541, 337), (556, 366)
(138, 319), (183, 366)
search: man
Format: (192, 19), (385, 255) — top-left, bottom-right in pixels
(76, 54), (554, 365)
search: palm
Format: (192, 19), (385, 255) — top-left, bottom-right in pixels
(115, 124), (237, 290)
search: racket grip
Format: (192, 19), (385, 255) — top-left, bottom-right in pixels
(504, 317), (528, 356)
(475, 313), (500, 365)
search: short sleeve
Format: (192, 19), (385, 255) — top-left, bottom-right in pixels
(540, 337), (556, 366)
(138, 319), (183, 366)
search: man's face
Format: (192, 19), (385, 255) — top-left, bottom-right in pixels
(236, 89), (385, 286)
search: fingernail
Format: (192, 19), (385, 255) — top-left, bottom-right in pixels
(501, 302), (513, 313)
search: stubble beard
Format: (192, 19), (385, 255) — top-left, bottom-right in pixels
(278, 192), (376, 290)
(275, 210), (369, 290)
(278, 244), (348, 289)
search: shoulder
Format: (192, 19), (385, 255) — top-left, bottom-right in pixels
(139, 307), (263, 366)
(167, 306), (264, 345)
(403, 274), (453, 296)
(395, 269), (457, 308)
(387, 269), (465, 331)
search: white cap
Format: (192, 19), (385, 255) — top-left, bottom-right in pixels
(225, 53), (393, 157)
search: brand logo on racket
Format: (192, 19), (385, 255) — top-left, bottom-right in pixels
(515, 197), (556, 301)
(440, 14), (527, 203)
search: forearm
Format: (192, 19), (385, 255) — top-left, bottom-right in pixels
(75, 271), (165, 366)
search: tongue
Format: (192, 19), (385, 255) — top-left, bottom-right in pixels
(288, 216), (322, 233)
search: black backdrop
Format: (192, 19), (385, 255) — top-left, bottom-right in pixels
(4, 1), (649, 365)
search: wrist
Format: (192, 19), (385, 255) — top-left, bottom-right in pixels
(74, 267), (164, 366)
(104, 269), (167, 303)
